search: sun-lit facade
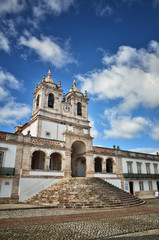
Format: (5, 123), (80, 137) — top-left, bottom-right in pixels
(0, 70), (159, 203)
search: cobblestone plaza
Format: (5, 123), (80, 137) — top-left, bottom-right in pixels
(0, 199), (159, 240)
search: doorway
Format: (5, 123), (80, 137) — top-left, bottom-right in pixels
(71, 141), (86, 177)
(129, 182), (134, 195)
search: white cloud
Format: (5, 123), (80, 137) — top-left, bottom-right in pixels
(0, 32), (10, 53)
(33, 0), (74, 17)
(2, 19), (18, 37)
(77, 41), (159, 140)
(0, 69), (20, 96)
(0, 0), (25, 17)
(103, 109), (151, 139)
(129, 147), (159, 155)
(0, 68), (31, 126)
(95, 4), (113, 17)
(0, 101), (31, 125)
(77, 41), (159, 113)
(89, 116), (100, 139)
(0, 69), (21, 101)
(19, 33), (76, 68)
(153, 0), (159, 7)
(150, 124), (159, 140)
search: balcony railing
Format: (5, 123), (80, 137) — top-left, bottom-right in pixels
(0, 167), (15, 176)
(124, 173), (159, 179)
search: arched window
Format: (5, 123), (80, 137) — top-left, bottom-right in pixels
(95, 157), (102, 172)
(48, 93), (54, 108)
(77, 102), (82, 116)
(36, 95), (39, 108)
(50, 153), (61, 171)
(106, 158), (113, 173)
(31, 151), (45, 170)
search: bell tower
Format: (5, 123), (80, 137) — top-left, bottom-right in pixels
(32, 69), (63, 121)
(20, 70), (93, 149)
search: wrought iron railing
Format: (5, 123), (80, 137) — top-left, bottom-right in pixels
(124, 173), (159, 179)
(0, 167), (15, 176)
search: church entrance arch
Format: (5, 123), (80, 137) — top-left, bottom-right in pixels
(71, 141), (86, 177)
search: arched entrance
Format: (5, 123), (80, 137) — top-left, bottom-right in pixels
(71, 141), (86, 177)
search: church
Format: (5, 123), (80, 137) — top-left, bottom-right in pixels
(0, 69), (159, 204)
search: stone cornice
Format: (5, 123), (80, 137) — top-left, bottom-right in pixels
(93, 146), (159, 161)
(63, 130), (93, 140)
(31, 114), (91, 129)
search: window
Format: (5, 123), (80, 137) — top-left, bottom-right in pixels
(45, 131), (51, 137)
(139, 181), (144, 191)
(154, 164), (158, 174)
(48, 93), (54, 108)
(0, 152), (4, 167)
(36, 95), (39, 108)
(137, 162), (142, 174)
(127, 162), (133, 174)
(0, 148), (7, 168)
(146, 163), (151, 174)
(77, 102), (82, 116)
(148, 181), (153, 190)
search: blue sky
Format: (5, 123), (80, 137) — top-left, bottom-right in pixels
(0, 0), (159, 154)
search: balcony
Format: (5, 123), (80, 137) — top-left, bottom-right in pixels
(0, 167), (15, 176)
(124, 173), (159, 179)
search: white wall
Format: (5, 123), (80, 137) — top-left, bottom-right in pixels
(22, 121), (38, 137)
(104, 179), (121, 189)
(0, 179), (13, 197)
(122, 157), (159, 174)
(41, 120), (73, 141)
(19, 177), (60, 202)
(29, 171), (64, 176)
(41, 121), (57, 139)
(0, 143), (17, 168)
(94, 173), (117, 178)
(124, 180), (158, 193)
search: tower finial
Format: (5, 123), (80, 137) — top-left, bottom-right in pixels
(48, 68), (51, 78)
(73, 78), (76, 87)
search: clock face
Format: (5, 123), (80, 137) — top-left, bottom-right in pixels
(63, 104), (70, 112)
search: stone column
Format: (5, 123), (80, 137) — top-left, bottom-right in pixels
(45, 156), (50, 171)
(102, 159), (106, 173)
(85, 151), (94, 177)
(64, 150), (72, 178)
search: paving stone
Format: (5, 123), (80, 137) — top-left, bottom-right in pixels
(0, 199), (158, 240)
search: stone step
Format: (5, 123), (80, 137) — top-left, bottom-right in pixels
(26, 177), (144, 208)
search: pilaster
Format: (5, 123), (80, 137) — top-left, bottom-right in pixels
(64, 150), (72, 178)
(45, 156), (50, 170)
(10, 135), (24, 203)
(85, 151), (94, 177)
(102, 159), (106, 173)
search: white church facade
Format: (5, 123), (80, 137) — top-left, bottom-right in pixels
(0, 70), (159, 203)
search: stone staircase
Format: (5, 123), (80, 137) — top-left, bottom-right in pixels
(26, 178), (144, 208)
